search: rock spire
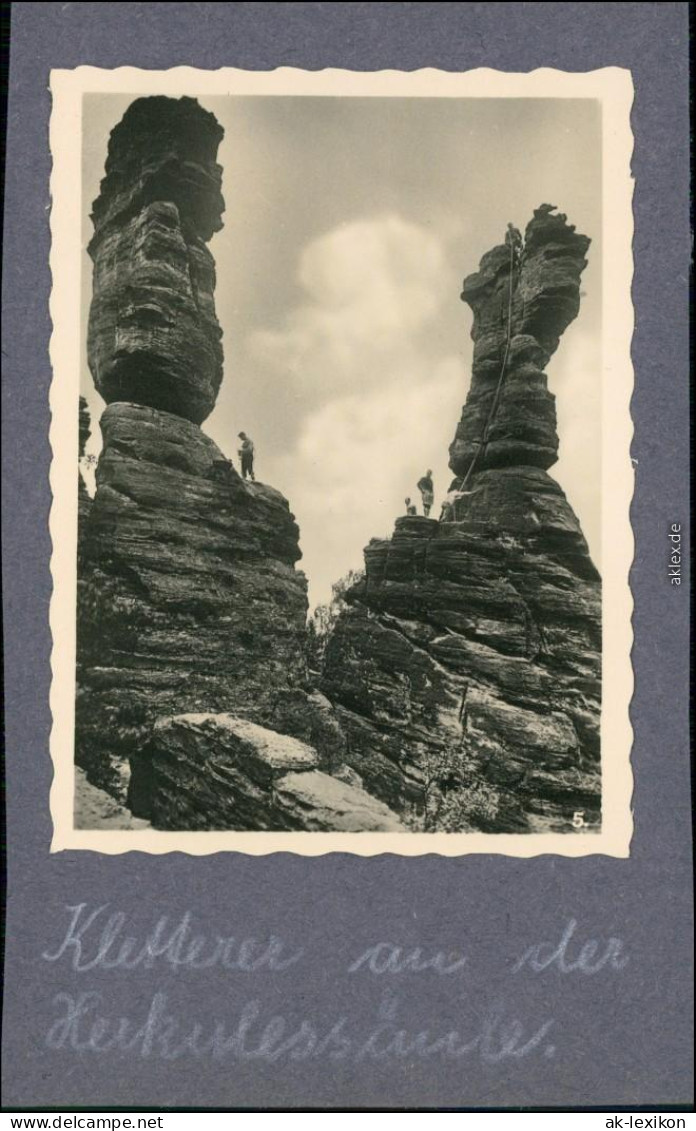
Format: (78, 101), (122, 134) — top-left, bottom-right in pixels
(321, 208), (601, 833)
(76, 99), (356, 820)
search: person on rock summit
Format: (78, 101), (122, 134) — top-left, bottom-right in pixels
(417, 470), (434, 517)
(238, 432), (255, 481)
(505, 222), (524, 267)
(404, 497), (417, 516)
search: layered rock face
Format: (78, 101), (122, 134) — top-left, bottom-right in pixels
(77, 98), (356, 821)
(129, 715), (402, 832)
(449, 206), (590, 477)
(322, 208), (601, 833)
(76, 402), (313, 798)
(87, 97), (225, 425)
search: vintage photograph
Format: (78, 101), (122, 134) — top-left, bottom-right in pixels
(49, 67), (634, 854)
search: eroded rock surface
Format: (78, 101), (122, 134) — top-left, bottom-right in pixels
(87, 97), (225, 424)
(74, 767), (150, 831)
(129, 714), (402, 832)
(449, 206), (590, 477)
(322, 209), (601, 834)
(77, 402), (313, 799)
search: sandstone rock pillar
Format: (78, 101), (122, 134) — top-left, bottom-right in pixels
(77, 98), (312, 800)
(321, 208), (602, 834)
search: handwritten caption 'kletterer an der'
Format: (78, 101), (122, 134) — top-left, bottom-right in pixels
(41, 904), (628, 1064)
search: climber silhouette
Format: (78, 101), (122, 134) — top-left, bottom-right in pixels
(417, 470), (434, 517)
(238, 432), (255, 481)
(505, 222), (523, 266)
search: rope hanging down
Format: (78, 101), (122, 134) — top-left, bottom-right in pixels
(459, 233), (519, 493)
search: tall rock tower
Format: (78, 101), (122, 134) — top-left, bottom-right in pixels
(76, 98), (312, 801)
(322, 207), (602, 834)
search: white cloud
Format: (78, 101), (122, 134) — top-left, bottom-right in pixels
(248, 215), (454, 402)
(247, 214), (467, 607)
(277, 357), (465, 609)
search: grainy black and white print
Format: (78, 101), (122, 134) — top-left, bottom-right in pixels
(71, 84), (607, 840)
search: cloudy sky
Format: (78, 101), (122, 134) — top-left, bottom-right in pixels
(82, 93), (601, 609)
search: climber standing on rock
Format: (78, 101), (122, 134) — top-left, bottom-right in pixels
(505, 222), (524, 267)
(238, 431), (255, 481)
(417, 469), (434, 517)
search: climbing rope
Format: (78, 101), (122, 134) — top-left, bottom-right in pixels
(458, 234), (519, 494)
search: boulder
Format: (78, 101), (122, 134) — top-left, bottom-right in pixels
(273, 771), (403, 832)
(129, 713), (402, 832)
(74, 767), (149, 831)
